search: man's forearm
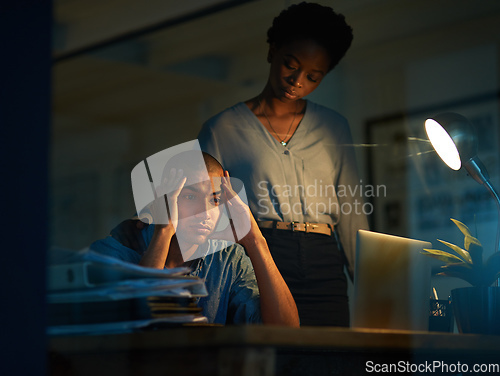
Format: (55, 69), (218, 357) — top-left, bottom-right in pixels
(240, 232), (300, 327)
(139, 225), (175, 269)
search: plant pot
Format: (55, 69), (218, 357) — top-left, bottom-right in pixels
(451, 286), (500, 335)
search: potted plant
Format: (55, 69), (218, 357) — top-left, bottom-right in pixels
(422, 218), (500, 335)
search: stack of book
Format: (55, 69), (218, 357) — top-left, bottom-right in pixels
(47, 248), (208, 335)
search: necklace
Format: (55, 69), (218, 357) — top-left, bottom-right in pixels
(258, 97), (297, 146)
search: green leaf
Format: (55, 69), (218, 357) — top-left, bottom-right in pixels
(429, 218), (499, 287)
(464, 235), (482, 251)
(451, 218), (472, 237)
(437, 239), (472, 264)
(467, 241), (484, 268)
(422, 249), (468, 264)
(436, 270), (472, 283)
(438, 263), (476, 285)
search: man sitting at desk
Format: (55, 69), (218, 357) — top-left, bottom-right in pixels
(90, 151), (299, 327)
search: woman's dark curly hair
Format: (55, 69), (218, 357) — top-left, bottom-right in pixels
(267, 2), (353, 71)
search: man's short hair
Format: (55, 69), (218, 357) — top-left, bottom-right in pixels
(161, 151), (223, 182)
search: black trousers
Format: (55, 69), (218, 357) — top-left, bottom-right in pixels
(261, 228), (349, 327)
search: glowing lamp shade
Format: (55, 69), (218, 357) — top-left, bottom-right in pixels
(424, 112), (478, 172)
(424, 118), (461, 170)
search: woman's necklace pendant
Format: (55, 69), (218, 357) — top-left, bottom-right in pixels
(258, 97), (297, 148)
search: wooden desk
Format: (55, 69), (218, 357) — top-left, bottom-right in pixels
(49, 326), (500, 376)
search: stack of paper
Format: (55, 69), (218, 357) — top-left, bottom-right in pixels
(47, 247), (208, 335)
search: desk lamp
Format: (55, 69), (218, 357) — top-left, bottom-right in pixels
(424, 112), (500, 285)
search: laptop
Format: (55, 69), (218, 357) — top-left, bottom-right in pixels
(352, 230), (432, 331)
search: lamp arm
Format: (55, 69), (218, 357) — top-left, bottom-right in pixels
(487, 181), (500, 288)
(464, 156), (500, 286)
(464, 156), (490, 185)
(484, 178), (500, 248)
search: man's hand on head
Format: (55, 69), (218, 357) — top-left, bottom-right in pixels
(155, 168), (187, 230)
(213, 170), (254, 244)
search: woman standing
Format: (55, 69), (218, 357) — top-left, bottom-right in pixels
(198, 2), (369, 326)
